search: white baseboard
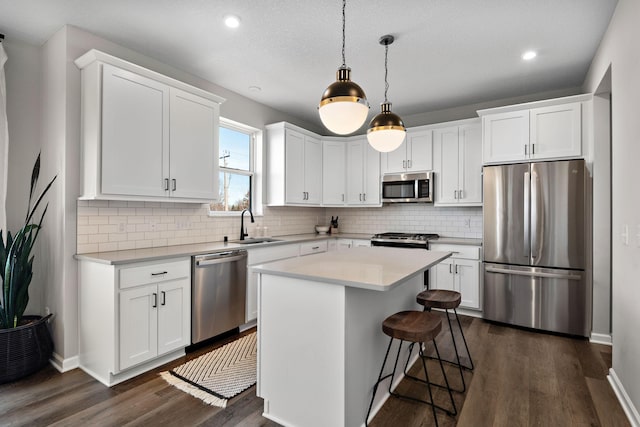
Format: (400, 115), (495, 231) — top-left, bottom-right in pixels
(589, 332), (612, 345)
(608, 368), (640, 427)
(50, 352), (79, 373)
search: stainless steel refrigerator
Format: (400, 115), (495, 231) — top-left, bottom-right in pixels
(483, 159), (589, 336)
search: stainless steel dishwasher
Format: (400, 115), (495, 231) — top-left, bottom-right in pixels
(192, 250), (247, 344)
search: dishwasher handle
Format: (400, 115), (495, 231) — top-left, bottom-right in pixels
(195, 251), (247, 267)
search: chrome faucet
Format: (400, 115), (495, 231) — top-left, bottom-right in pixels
(240, 208), (255, 240)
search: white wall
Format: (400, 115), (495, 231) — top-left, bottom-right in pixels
(583, 0), (640, 419)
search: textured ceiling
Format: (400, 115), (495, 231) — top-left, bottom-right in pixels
(0, 0), (618, 133)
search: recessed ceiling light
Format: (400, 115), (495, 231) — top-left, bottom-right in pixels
(224, 15), (241, 29)
(522, 50), (537, 61)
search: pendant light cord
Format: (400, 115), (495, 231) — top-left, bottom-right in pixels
(341, 0), (347, 68)
(384, 43), (389, 103)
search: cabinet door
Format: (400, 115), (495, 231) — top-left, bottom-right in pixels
(382, 140), (408, 174)
(322, 140), (346, 206)
(429, 260), (454, 291)
(459, 122), (483, 204)
(346, 140), (365, 204)
(407, 129), (433, 171)
(304, 136), (323, 204)
(119, 284), (158, 370)
(285, 129), (306, 203)
(434, 126), (460, 205)
(169, 88), (219, 200)
(337, 239), (353, 250)
(454, 259), (480, 309)
(352, 239), (371, 248)
(482, 110), (529, 164)
(157, 279), (191, 355)
(363, 141), (381, 205)
(530, 103), (581, 160)
(101, 64), (169, 197)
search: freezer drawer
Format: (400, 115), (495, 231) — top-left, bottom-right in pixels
(483, 263), (589, 336)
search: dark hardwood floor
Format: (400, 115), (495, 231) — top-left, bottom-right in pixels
(0, 315), (629, 427)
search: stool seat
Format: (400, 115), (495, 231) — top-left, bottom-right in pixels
(382, 310), (442, 343)
(417, 289), (461, 310)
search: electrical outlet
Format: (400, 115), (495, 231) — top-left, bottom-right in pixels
(464, 218), (471, 228)
(118, 221), (126, 233)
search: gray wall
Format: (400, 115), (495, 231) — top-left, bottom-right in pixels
(583, 0), (640, 417)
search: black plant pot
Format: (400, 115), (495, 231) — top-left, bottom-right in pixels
(0, 314), (54, 384)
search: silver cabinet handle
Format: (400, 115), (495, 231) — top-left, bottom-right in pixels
(449, 264), (452, 274)
(455, 264), (459, 274)
(312, 246), (320, 250)
(152, 293), (157, 308)
(161, 291), (166, 306)
(454, 190), (458, 199)
(363, 193), (366, 201)
(524, 171), (531, 259)
(151, 271), (168, 276)
(403, 160), (406, 169)
(342, 194), (344, 202)
(171, 179), (176, 191)
(525, 145), (528, 156)
(532, 143), (535, 154)
(359, 193), (362, 201)
(408, 159), (412, 168)
(164, 178), (169, 191)
(458, 189), (463, 199)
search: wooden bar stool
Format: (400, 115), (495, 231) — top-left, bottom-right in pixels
(365, 310), (456, 427)
(415, 289), (474, 393)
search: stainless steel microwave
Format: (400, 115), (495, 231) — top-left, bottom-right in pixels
(382, 172), (433, 203)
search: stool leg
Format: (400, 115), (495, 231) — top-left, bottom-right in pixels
(454, 308), (474, 371)
(418, 343), (439, 427)
(445, 309), (467, 393)
(433, 339), (457, 416)
(365, 336), (394, 426)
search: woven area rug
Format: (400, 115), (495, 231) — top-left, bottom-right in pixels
(161, 332), (257, 408)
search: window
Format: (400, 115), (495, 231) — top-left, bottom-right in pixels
(210, 119), (260, 213)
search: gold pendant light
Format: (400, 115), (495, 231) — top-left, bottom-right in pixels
(318, 0), (369, 135)
(367, 35), (406, 152)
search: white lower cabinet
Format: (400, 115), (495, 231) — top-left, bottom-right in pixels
(429, 244), (481, 310)
(79, 257), (191, 386)
(332, 238), (371, 250)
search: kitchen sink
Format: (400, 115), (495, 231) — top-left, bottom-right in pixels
(234, 238), (282, 244)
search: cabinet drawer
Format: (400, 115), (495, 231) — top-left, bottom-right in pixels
(119, 259), (190, 289)
(429, 244), (480, 260)
(248, 244), (300, 265)
(299, 240), (328, 256)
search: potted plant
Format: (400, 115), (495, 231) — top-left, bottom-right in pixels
(0, 153), (56, 383)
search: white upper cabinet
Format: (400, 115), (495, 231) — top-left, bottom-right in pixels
(266, 123), (323, 206)
(322, 139), (347, 206)
(75, 50), (224, 202)
(433, 119), (482, 206)
(529, 103), (582, 160)
(479, 95), (589, 164)
(381, 128), (433, 174)
(346, 138), (380, 206)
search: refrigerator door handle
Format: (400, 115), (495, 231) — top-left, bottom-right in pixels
(485, 266), (582, 281)
(531, 170), (539, 259)
(524, 171), (531, 259)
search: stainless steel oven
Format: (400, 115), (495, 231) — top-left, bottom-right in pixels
(371, 233), (439, 287)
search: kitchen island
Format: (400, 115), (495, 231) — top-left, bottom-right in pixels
(252, 247), (452, 427)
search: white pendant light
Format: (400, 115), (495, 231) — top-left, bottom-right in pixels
(367, 35), (406, 152)
(318, 0), (369, 135)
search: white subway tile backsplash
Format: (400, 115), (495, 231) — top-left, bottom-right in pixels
(76, 200), (482, 254)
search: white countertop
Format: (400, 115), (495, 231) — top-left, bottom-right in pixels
(251, 247), (452, 291)
(74, 233), (373, 265)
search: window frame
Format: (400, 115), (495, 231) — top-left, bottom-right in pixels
(209, 118), (262, 216)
